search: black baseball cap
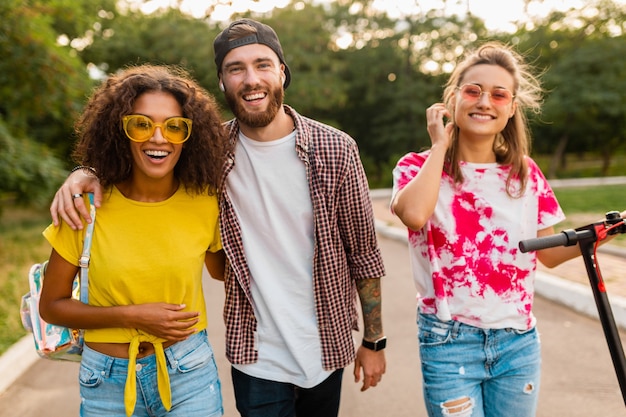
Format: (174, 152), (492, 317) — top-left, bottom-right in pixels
(213, 19), (291, 89)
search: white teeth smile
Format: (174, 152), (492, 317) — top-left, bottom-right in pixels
(470, 114), (494, 120)
(144, 150), (169, 158)
(244, 92), (265, 101)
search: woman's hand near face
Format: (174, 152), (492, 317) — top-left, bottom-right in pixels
(392, 103), (453, 231)
(426, 103), (454, 151)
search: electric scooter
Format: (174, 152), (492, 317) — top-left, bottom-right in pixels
(519, 211), (626, 405)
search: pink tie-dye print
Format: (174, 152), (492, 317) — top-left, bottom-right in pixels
(391, 151), (565, 330)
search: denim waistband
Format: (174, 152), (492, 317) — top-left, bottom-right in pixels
(81, 329), (208, 369)
(81, 329), (208, 416)
(418, 313), (533, 336)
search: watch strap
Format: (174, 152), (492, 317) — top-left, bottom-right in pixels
(362, 336), (387, 351)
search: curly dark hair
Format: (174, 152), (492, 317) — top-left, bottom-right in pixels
(72, 64), (229, 195)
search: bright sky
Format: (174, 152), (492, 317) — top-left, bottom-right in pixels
(135, 0), (623, 32)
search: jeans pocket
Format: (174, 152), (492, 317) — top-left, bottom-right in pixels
(418, 314), (453, 347)
(78, 362), (103, 388)
(173, 340), (213, 374)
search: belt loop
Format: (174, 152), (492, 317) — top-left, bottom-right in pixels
(102, 354), (115, 378)
(164, 344), (176, 370)
(451, 320), (461, 338)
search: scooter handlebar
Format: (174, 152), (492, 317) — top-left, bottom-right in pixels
(519, 229), (594, 253)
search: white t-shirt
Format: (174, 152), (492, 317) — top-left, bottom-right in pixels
(227, 131), (332, 387)
(392, 152), (565, 330)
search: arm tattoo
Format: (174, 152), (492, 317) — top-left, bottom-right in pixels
(356, 278), (383, 340)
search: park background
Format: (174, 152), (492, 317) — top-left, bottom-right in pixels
(1, 0), (625, 356)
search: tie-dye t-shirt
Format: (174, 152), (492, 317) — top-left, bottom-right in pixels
(392, 151), (565, 330)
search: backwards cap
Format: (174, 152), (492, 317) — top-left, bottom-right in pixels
(213, 19), (291, 89)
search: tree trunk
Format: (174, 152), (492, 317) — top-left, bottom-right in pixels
(601, 149), (611, 176)
(548, 134), (569, 179)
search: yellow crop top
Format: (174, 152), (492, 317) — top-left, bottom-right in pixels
(43, 185), (221, 415)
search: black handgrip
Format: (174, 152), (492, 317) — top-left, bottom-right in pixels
(519, 228), (593, 253)
(519, 233), (569, 252)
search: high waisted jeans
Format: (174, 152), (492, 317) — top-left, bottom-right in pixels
(79, 330), (223, 417)
(418, 313), (541, 417)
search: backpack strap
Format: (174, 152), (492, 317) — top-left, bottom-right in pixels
(77, 193), (96, 304)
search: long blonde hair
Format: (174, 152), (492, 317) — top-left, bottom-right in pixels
(442, 42), (543, 197)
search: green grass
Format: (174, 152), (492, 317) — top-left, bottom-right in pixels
(552, 185), (626, 248)
(553, 185), (625, 214)
(0, 207), (50, 354)
(533, 154), (626, 178)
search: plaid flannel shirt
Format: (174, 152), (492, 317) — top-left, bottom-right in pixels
(219, 105), (385, 370)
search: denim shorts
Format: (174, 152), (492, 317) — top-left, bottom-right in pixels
(417, 313), (541, 417)
(79, 330), (223, 417)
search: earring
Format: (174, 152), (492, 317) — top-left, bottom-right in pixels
(219, 82), (225, 92)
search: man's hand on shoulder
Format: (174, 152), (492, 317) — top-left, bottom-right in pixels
(50, 167), (102, 230)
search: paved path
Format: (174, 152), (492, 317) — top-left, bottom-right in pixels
(2, 234), (626, 416)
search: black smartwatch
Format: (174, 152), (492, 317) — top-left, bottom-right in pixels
(362, 336), (387, 351)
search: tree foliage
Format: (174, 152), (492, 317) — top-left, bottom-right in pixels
(0, 120), (66, 210)
(0, 0), (93, 139)
(1, 0), (625, 208)
(511, 0), (626, 177)
(0, 0), (109, 207)
(80, 7), (222, 92)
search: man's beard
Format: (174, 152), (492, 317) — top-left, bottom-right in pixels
(225, 84), (284, 128)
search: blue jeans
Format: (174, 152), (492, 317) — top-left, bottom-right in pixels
(231, 367), (343, 417)
(418, 313), (541, 417)
(79, 330), (223, 417)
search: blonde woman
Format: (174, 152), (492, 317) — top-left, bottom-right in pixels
(391, 42), (622, 417)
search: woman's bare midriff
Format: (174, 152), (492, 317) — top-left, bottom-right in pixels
(86, 340), (177, 359)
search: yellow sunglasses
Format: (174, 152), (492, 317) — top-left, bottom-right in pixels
(122, 115), (192, 144)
